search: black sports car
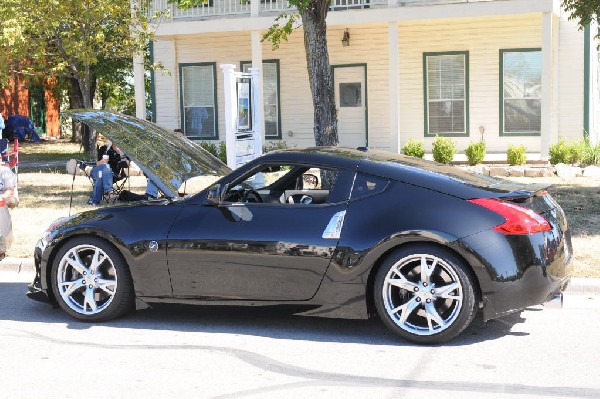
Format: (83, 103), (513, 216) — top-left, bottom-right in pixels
(28, 110), (572, 344)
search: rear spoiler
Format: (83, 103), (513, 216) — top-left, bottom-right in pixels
(497, 185), (550, 202)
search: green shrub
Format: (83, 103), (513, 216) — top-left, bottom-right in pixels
(432, 135), (455, 164)
(582, 140), (600, 166)
(548, 139), (568, 165)
(199, 141), (227, 164)
(217, 141), (227, 163)
(507, 144), (527, 165)
(549, 138), (587, 165)
(401, 139), (425, 158)
(568, 140), (586, 164)
(465, 141), (486, 165)
(263, 141), (290, 153)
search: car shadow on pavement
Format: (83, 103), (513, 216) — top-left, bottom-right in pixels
(3, 280), (530, 347)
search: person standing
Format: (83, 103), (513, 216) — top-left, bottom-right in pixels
(0, 161), (16, 260)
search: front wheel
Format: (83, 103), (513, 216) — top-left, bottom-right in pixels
(374, 245), (478, 344)
(51, 237), (134, 322)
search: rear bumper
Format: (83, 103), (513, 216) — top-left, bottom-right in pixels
(459, 224), (572, 321)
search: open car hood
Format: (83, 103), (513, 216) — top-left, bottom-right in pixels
(64, 109), (231, 199)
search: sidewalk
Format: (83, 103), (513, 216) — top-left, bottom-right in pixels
(2, 257), (599, 296)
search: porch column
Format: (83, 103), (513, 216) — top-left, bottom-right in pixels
(251, 31), (265, 148)
(540, 12), (555, 160)
(131, 0), (146, 120)
(221, 64), (238, 169)
(251, 0), (259, 17)
(388, 22), (400, 153)
(134, 51), (146, 119)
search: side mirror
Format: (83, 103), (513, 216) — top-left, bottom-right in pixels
(205, 184), (222, 205)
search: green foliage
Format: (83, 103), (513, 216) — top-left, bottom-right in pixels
(199, 141), (227, 164)
(549, 139), (570, 165)
(563, 0), (599, 29)
(432, 136), (456, 164)
(0, 0), (160, 155)
(582, 139), (600, 166)
(507, 144), (527, 166)
(401, 139), (425, 158)
(0, 0), (155, 84)
(262, 13), (303, 50)
(465, 141), (486, 165)
(549, 138), (587, 165)
(263, 141), (290, 153)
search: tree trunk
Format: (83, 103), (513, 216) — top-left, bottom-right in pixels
(68, 78), (84, 144)
(77, 68), (98, 159)
(301, 2), (338, 147)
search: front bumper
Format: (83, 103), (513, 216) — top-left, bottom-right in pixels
(26, 242), (53, 305)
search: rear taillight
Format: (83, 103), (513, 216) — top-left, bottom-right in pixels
(468, 197), (551, 235)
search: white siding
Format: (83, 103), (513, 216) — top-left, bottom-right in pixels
(154, 39), (179, 129)
(557, 15), (585, 141)
(152, 10), (587, 156)
(398, 14), (545, 153)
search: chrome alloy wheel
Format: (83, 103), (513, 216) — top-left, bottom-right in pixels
(381, 253), (463, 336)
(56, 244), (118, 315)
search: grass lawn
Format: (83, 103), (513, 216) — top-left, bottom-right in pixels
(7, 140), (600, 278)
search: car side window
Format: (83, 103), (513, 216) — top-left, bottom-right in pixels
(350, 173), (389, 200)
(223, 163), (340, 205)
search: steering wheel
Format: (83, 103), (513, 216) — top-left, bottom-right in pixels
(241, 189), (263, 203)
(287, 194), (314, 204)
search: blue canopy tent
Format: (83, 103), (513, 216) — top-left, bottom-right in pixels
(3, 115), (42, 142)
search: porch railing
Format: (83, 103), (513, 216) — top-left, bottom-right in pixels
(151, 0), (501, 21)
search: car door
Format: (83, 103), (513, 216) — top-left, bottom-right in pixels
(166, 168), (353, 301)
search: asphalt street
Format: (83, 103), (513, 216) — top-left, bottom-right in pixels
(1, 270), (599, 399)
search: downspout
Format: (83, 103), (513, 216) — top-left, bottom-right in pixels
(149, 41), (156, 122)
(584, 24), (590, 139)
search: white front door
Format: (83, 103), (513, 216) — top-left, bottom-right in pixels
(334, 65), (367, 148)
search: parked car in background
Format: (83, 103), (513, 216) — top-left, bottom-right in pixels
(27, 110), (573, 344)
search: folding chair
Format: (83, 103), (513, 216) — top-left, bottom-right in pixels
(0, 138), (19, 172)
(75, 159), (129, 204)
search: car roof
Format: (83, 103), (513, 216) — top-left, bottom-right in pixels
(259, 147), (535, 199)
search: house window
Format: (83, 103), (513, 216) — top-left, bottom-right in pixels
(500, 49), (541, 135)
(424, 52), (469, 137)
(180, 63), (217, 139)
(241, 60), (281, 139)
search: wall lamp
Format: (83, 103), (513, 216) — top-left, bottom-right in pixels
(342, 29), (350, 47)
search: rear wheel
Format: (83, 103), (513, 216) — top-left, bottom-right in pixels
(50, 237), (134, 322)
(374, 244), (478, 344)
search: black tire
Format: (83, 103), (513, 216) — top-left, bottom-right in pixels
(374, 244), (478, 344)
(50, 236), (134, 322)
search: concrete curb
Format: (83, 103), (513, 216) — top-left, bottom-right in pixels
(1, 257), (35, 273)
(2, 257), (599, 297)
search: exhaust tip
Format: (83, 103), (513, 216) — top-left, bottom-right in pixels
(543, 293), (563, 309)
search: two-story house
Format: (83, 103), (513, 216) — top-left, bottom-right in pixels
(146, 0), (599, 158)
